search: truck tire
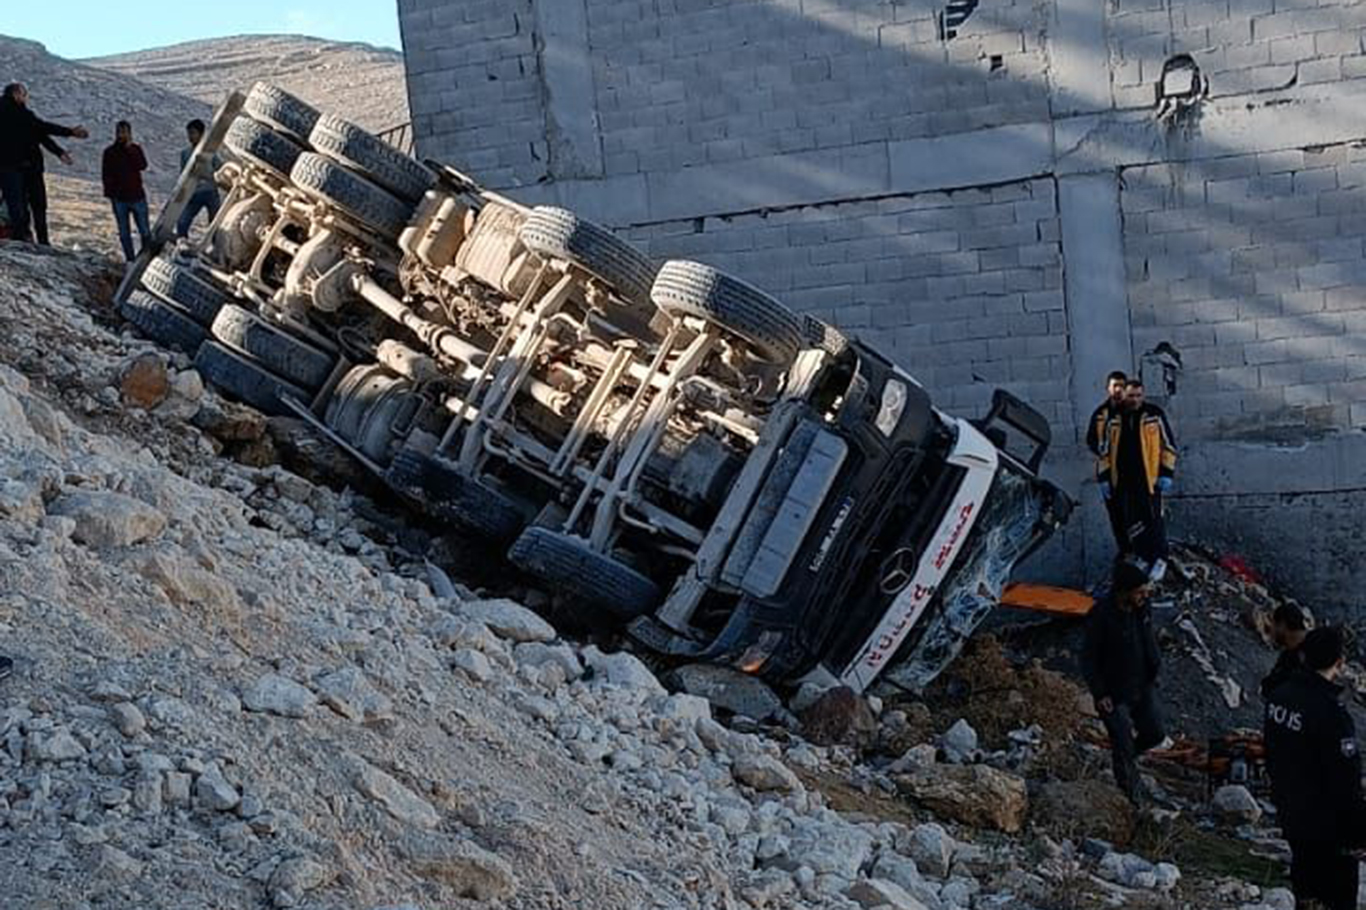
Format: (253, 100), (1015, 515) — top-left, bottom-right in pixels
(652, 260), (803, 364)
(384, 449), (526, 544)
(140, 255), (230, 326)
(120, 290), (208, 354)
(518, 207), (656, 308)
(802, 314), (849, 357)
(210, 305), (336, 391)
(225, 116), (304, 179)
(291, 152), (412, 239)
(508, 527), (660, 622)
(194, 341), (311, 416)
(243, 82), (320, 145)
(309, 112), (435, 202)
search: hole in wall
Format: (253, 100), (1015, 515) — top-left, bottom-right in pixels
(1155, 54), (1207, 123)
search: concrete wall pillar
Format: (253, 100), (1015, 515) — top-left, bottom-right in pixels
(528, 0), (603, 180)
(1058, 172), (1133, 576)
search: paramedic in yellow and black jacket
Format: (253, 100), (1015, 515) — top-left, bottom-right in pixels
(1086, 370), (1130, 549)
(1095, 378), (1177, 573)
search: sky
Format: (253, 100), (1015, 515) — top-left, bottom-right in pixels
(4, 1), (403, 59)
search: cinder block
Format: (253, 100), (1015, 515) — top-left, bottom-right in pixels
(1197, 154), (1260, 181)
(965, 316), (1011, 340)
(884, 230), (961, 255)
(960, 224), (1037, 250)
(1022, 290), (1064, 312)
(960, 273), (1007, 297)
(1299, 261), (1366, 289)
(1244, 339), (1290, 365)
(1025, 334), (1067, 357)
(1253, 269), (1302, 295)
(1214, 64), (1297, 94)
(1283, 384), (1331, 407)
(938, 252), (982, 275)
(925, 276), (966, 300)
(1211, 365), (1260, 392)
(1325, 287), (1366, 311)
(1300, 57), (1343, 85)
(979, 247), (1021, 271)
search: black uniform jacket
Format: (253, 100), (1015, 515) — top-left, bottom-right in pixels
(1080, 595), (1161, 706)
(1264, 669), (1366, 845)
(1260, 646), (1303, 701)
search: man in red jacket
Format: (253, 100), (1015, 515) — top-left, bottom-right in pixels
(101, 120), (150, 261)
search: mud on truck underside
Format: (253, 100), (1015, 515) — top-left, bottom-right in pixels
(114, 82), (1073, 695)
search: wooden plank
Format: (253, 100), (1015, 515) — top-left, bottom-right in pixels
(113, 90), (246, 307)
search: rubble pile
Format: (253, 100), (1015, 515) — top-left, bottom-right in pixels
(0, 243), (1336, 909)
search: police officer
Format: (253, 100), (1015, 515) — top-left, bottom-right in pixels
(1264, 626), (1366, 910)
(1081, 558), (1164, 803)
(1260, 602), (1308, 701)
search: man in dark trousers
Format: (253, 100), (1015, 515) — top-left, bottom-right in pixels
(1264, 627), (1366, 910)
(102, 121), (151, 262)
(0, 82), (89, 244)
(1081, 558), (1165, 803)
(1087, 370), (1129, 546)
(175, 119), (223, 238)
(1261, 603), (1308, 700)
(1096, 378), (1178, 576)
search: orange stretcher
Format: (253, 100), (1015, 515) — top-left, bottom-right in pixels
(1000, 583), (1095, 617)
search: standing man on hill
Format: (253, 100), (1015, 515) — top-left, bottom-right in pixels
(1087, 370), (1130, 548)
(175, 119), (223, 238)
(1096, 378), (1178, 577)
(0, 82), (89, 245)
(102, 121), (151, 262)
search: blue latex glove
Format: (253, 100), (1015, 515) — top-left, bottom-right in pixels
(1100, 481), (1113, 500)
(1155, 476), (1173, 494)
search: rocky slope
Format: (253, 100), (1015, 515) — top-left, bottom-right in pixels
(0, 239), (1316, 910)
(0, 35), (210, 190)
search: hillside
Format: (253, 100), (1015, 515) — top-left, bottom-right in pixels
(0, 36), (210, 193)
(85, 35), (408, 134)
(0, 33), (409, 256)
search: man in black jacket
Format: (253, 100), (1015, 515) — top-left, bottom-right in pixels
(1260, 602), (1308, 701)
(1264, 627), (1366, 910)
(1082, 558), (1164, 802)
(0, 83), (88, 245)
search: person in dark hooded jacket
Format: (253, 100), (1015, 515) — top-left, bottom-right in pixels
(0, 82), (88, 245)
(1081, 558), (1165, 802)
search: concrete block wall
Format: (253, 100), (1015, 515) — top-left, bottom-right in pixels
(621, 179), (1073, 436)
(586, 0), (1049, 179)
(1122, 144), (1366, 442)
(399, 0), (548, 188)
(399, 0), (1366, 609)
(1111, 0), (1366, 107)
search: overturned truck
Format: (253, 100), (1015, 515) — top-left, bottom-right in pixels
(117, 83), (1072, 694)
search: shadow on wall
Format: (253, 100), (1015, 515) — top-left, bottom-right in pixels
(406, 0), (1366, 599)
